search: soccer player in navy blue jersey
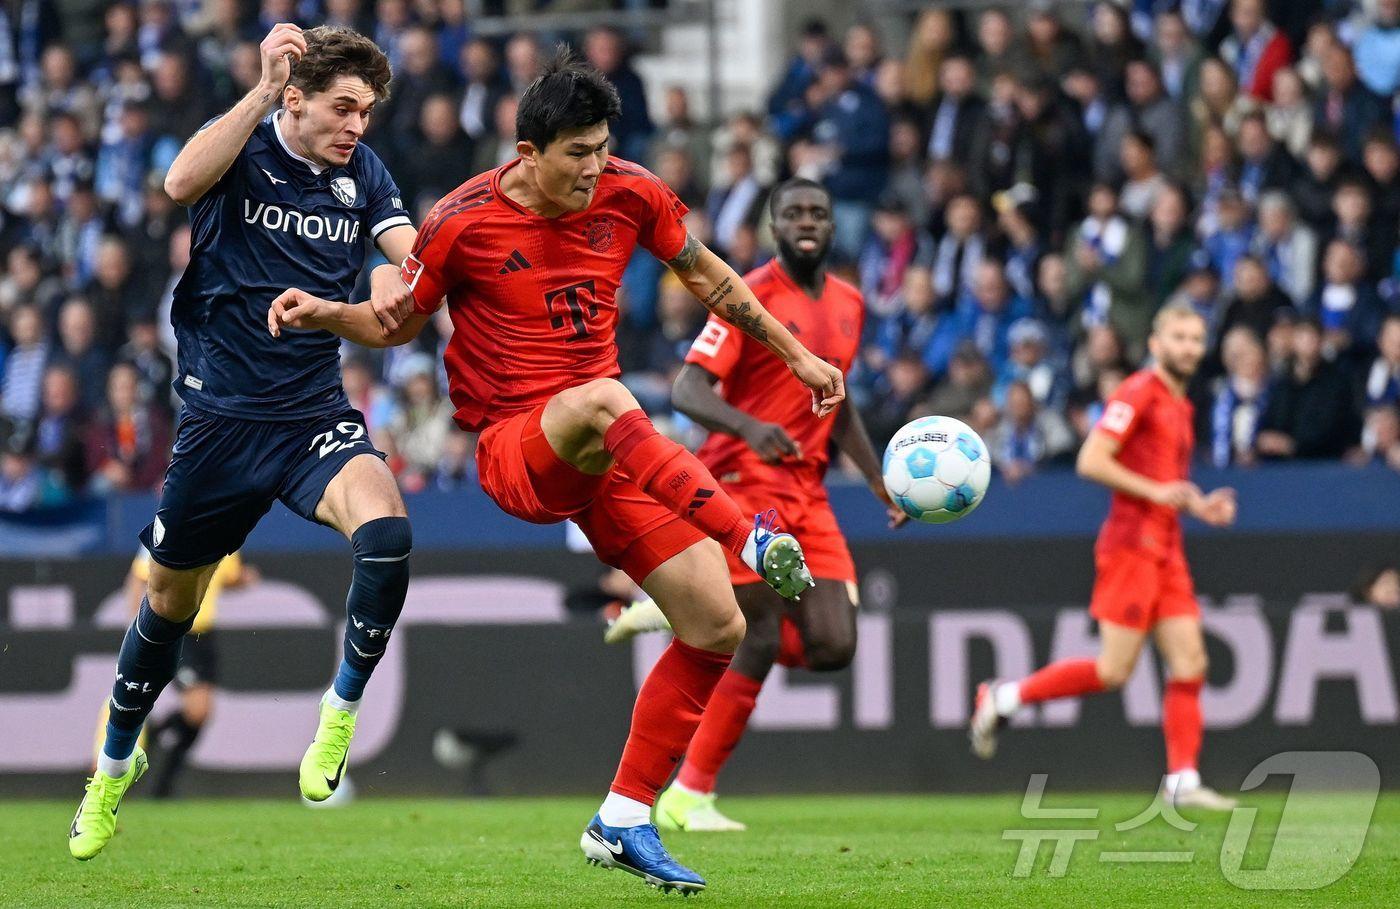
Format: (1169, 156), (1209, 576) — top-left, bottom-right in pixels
(70, 23), (420, 859)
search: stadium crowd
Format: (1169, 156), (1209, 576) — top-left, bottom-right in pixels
(2, 0), (1399, 513)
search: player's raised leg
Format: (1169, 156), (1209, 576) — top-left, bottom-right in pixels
(542, 378), (813, 598)
(582, 540), (744, 893)
(971, 621), (1144, 760)
(71, 561), (217, 859)
(298, 453), (411, 801)
(1154, 616), (1235, 809)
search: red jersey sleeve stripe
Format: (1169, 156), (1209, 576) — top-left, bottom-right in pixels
(414, 195), (493, 255)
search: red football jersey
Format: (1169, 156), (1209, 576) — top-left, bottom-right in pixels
(1093, 368), (1195, 555)
(401, 157), (689, 432)
(684, 260), (864, 482)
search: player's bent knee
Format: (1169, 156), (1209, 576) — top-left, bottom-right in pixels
(735, 619), (780, 666)
(804, 638), (856, 672)
(573, 378), (640, 426)
(695, 609), (746, 654)
(1095, 658), (1134, 691)
(352, 516), (413, 564)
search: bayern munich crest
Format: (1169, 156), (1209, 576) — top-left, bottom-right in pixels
(584, 216), (615, 252)
(330, 176), (357, 206)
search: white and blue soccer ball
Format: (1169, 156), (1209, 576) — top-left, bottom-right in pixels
(882, 416), (991, 524)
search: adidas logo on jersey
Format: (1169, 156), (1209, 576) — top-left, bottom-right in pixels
(497, 250), (532, 274)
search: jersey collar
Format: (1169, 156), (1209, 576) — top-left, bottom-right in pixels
(272, 110), (328, 175)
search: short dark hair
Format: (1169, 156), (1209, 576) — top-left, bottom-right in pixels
(768, 177), (831, 220)
(515, 45), (621, 150)
(288, 26), (392, 101)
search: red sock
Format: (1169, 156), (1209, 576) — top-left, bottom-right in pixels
(775, 614), (807, 668)
(676, 669), (764, 793)
(610, 638), (732, 804)
(604, 410), (750, 556)
(1163, 677), (1203, 774)
(1017, 658), (1106, 704)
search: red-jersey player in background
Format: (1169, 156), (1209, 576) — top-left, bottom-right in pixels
(267, 49), (845, 894)
(970, 301), (1239, 810)
(608, 178), (907, 832)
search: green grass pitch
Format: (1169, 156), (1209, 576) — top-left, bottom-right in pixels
(6, 793), (1396, 907)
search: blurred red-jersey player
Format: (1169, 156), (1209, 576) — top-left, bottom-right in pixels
(970, 302), (1240, 810)
(266, 50), (845, 894)
(635, 179), (906, 832)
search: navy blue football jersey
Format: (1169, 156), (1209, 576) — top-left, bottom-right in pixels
(171, 111), (411, 420)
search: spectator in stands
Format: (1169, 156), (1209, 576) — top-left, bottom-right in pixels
(1252, 191), (1317, 306)
(864, 351), (930, 448)
(805, 47), (891, 261)
(1061, 63), (1110, 148)
(924, 341), (993, 425)
(1, 304), (49, 422)
(1064, 182), (1151, 356)
(1202, 189), (1256, 291)
(706, 144), (765, 261)
(1071, 322), (1130, 398)
(1309, 239), (1386, 360)
(1235, 110), (1298, 205)
(928, 258), (1033, 378)
(377, 25), (455, 158)
(994, 187), (1043, 303)
(54, 181), (105, 288)
(1257, 317), (1361, 459)
(1362, 133), (1400, 234)
(652, 87), (709, 182)
(84, 360), (170, 494)
(1355, 403), (1400, 471)
(886, 117), (929, 228)
(1294, 132), (1352, 231)
(860, 197), (932, 319)
(1366, 314), (1400, 407)
(1087, 1), (1143, 101)
(994, 318), (1064, 411)
(1265, 67), (1313, 159)
(974, 8), (1028, 90)
(1150, 10), (1204, 101)
(397, 93), (474, 211)
(1166, 262), (1224, 330)
(844, 22), (883, 89)
(1218, 255), (1294, 344)
(903, 8), (956, 108)
(504, 33), (542, 95)
(53, 297), (110, 412)
(929, 193), (986, 310)
(1191, 58), (1252, 151)
(44, 113), (95, 205)
(924, 55), (984, 166)
(433, 430), (474, 491)
(1026, 4), (1083, 81)
(769, 18), (832, 141)
(585, 26), (654, 163)
(872, 266), (938, 367)
(456, 38), (507, 144)
(149, 50), (209, 144)
(22, 45), (101, 133)
(472, 94), (518, 174)
(34, 363), (88, 496)
(1097, 59), (1185, 182)
(989, 379), (1075, 483)
(84, 236), (143, 350)
(1069, 363), (1126, 441)
(0, 423), (44, 513)
(1352, 0), (1400, 97)
(1219, 0), (1293, 101)
(1118, 130), (1167, 219)
(387, 353), (454, 494)
(1146, 182), (1199, 307)
(0, 245), (63, 314)
(117, 312), (174, 413)
(966, 70), (1021, 200)
(1315, 43), (1387, 161)
(1327, 179), (1395, 283)
(1204, 325), (1271, 466)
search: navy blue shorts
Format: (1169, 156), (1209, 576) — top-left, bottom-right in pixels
(140, 406), (386, 570)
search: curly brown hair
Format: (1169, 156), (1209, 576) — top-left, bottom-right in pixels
(288, 26), (392, 101)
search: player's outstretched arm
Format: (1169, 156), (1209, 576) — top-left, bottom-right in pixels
(832, 401), (908, 527)
(164, 23), (305, 206)
(267, 288), (426, 348)
(665, 235), (845, 417)
(672, 363), (801, 463)
(1077, 429), (1200, 508)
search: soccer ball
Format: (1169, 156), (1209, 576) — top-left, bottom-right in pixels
(882, 416), (991, 524)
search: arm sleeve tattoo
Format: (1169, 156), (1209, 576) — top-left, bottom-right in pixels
(665, 233), (702, 272)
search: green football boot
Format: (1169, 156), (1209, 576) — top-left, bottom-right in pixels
(69, 748), (149, 860)
(299, 700), (356, 802)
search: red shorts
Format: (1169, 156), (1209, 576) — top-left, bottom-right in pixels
(716, 465), (855, 586)
(475, 405), (705, 584)
(1089, 546), (1198, 632)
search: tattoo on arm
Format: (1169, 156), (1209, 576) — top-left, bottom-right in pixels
(700, 277), (735, 310)
(665, 234), (702, 272)
(723, 300), (769, 343)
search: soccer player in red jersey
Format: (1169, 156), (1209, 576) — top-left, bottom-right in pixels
(970, 302), (1240, 810)
(636, 178), (906, 831)
(266, 50), (844, 892)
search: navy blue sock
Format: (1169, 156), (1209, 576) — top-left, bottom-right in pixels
(104, 598), (195, 761)
(333, 517), (412, 702)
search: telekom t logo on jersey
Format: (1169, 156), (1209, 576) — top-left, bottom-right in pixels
(545, 279), (598, 342)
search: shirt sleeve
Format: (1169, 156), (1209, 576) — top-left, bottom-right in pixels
(1095, 378), (1151, 445)
(361, 150), (413, 242)
(631, 167), (691, 262)
(684, 314), (743, 381)
(403, 219), (466, 315)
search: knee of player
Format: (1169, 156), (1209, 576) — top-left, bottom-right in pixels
(351, 516), (413, 563)
(702, 609), (747, 654)
(575, 378), (640, 424)
(736, 618), (780, 664)
(1095, 657), (1134, 691)
(1173, 650), (1208, 681)
(145, 588), (200, 624)
(804, 637), (856, 672)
